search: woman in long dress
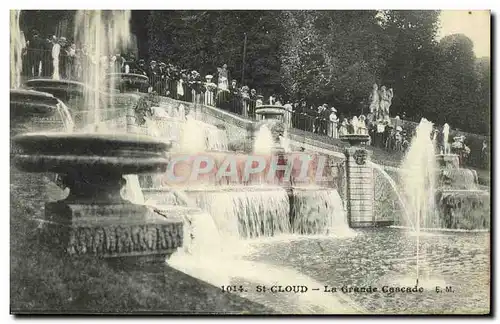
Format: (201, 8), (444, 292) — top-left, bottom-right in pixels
(327, 108), (338, 138)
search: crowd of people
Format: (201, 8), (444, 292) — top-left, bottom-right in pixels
(17, 35), (423, 157)
(21, 31), (82, 80)
(19, 30), (487, 167)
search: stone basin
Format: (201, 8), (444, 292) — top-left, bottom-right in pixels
(255, 105), (287, 119)
(106, 73), (149, 83)
(11, 89), (60, 118)
(23, 79), (113, 104)
(339, 134), (371, 146)
(22, 79), (114, 127)
(10, 89), (73, 135)
(10, 89), (59, 109)
(13, 132), (171, 175)
(106, 73), (149, 92)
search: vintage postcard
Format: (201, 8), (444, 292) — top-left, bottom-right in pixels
(9, 9), (491, 315)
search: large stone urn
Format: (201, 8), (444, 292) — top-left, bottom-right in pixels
(12, 132), (184, 263)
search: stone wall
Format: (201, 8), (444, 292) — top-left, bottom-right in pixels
(344, 147), (376, 227)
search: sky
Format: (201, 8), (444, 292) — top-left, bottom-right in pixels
(437, 10), (491, 58)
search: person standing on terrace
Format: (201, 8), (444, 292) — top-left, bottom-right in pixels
(156, 62), (167, 95)
(136, 59), (147, 76)
(58, 37), (69, 79)
(66, 43), (77, 80)
(229, 79), (240, 113)
(328, 107), (338, 138)
(295, 101), (307, 131)
(339, 118), (348, 136)
(240, 85), (250, 117)
(189, 70), (202, 104)
(481, 141), (489, 170)
(248, 89), (257, 119)
(27, 30), (42, 77)
(51, 36), (61, 80)
(41, 36), (54, 77)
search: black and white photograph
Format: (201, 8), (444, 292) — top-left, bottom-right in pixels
(8, 6), (492, 315)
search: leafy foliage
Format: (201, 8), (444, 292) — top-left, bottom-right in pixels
(146, 10), (490, 135)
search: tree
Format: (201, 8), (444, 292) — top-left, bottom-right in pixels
(432, 34), (481, 132)
(280, 10), (390, 114)
(147, 11), (284, 94)
(144, 10), (489, 135)
(474, 57), (491, 135)
(379, 10), (441, 120)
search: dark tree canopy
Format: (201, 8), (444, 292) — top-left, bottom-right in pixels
(145, 10), (490, 135)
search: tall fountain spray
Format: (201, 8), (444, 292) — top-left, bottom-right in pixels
(179, 115), (207, 154)
(442, 123), (450, 154)
(399, 118), (437, 283)
(253, 124), (275, 155)
(10, 10), (24, 89)
(74, 10), (131, 126)
(400, 118), (437, 229)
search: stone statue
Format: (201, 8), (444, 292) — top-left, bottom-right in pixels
(369, 83), (380, 117)
(379, 86), (394, 119)
(217, 64), (229, 90)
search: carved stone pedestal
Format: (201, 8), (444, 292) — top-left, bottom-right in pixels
(43, 202), (183, 262)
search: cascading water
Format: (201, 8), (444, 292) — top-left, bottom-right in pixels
(166, 185), (362, 314)
(186, 187), (291, 239)
(74, 10), (131, 126)
(150, 108), (361, 312)
(122, 174), (146, 204)
(57, 100), (76, 132)
(205, 124), (229, 151)
(291, 188), (354, 237)
(10, 10), (24, 89)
